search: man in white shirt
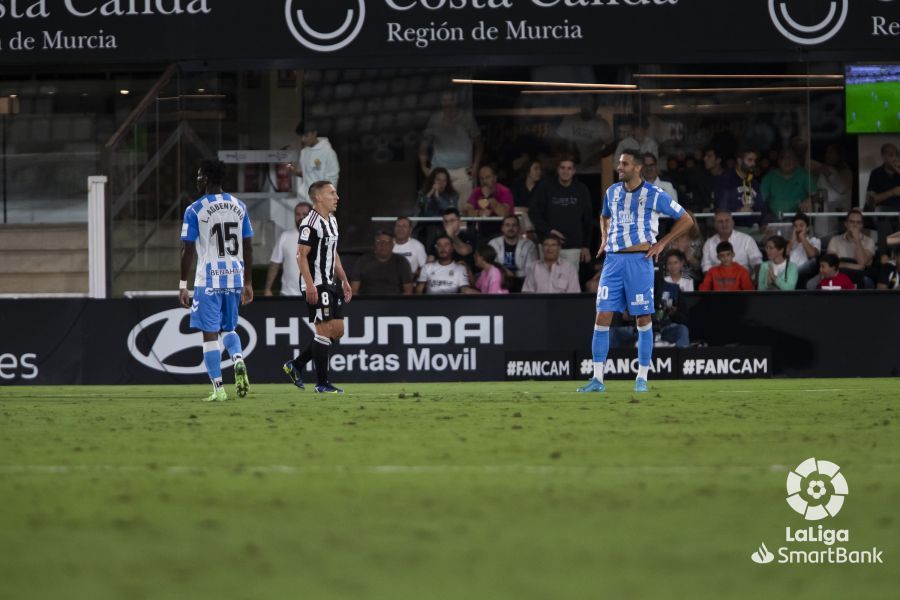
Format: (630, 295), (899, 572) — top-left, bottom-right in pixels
(416, 235), (472, 294)
(701, 209), (763, 276)
(264, 202), (310, 296)
(391, 217), (427, 279)
(489, 215), (537, 292)
(642, 153), (679, 204)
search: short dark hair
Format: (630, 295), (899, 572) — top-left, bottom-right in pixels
(442, 207), (461, 219)
(394, 216), (413, 227)
(543, 234), (563, 246)
(308, 180), (334, 200)
(704, 147), (721, 160)
(792, 212), (810, 227)
(642, 152), (659, 165)
(618, 147), (641, 162)
(433, 234), (452, 247)
(558, 155), (577, 167)
(502, 214), (519, 226)
(846, 207), (864, 220)
(295, 121), (317, 136)
(716, 241), (734, 254)
(666, 249), (686, 263)
(820, 253), (840, 269)
(737, 147), (758, 159)
(199, 159), (225, 186)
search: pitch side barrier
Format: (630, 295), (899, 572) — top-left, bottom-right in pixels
(0, 292), (897, 385)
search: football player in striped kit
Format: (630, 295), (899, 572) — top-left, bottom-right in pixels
(282, 181), (353, 393)
(578, 149), (694, 393)
(179, 160), (254, 402)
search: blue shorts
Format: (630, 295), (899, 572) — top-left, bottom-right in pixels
(190, 287), (241, 333)
(596, 252), (655, 316)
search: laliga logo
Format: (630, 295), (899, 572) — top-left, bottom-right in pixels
(285, 0), (366, 52)
(126, 308), (257, 375)
(768, 0), (848, 45)
(785, 457), (849, 521)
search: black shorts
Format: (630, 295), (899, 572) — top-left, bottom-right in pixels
(307, 283), (344, 323)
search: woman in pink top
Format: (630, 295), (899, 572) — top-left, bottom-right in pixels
(473, 245), (509, 294)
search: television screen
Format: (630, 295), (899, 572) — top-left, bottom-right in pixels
(846, 64), (900, 134)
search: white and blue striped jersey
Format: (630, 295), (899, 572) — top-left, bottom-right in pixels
(602, 181), (685, 252)
(181, 193), (254, 289)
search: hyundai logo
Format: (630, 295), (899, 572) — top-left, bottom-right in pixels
(768, 0), (848, 45)
(126, 308), (257, 375)
(285, 0), (366, 52)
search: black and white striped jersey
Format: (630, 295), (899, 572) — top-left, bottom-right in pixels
(297, 209), (338, 289)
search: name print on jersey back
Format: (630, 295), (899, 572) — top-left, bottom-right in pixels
(181, 193), (254, 289)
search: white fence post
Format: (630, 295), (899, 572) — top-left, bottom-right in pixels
(88, 176), (108, 299)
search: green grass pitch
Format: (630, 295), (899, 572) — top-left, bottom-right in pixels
(846, 81), (900, 133)
(1, 380), (898, 599)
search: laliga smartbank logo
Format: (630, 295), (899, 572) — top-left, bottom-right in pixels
(750, 458), (883, 566)
(768, 0), (849, 45)
(285, 0), (366, 52)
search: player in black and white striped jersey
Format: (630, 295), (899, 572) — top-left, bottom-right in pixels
(282, 181), (352, 393)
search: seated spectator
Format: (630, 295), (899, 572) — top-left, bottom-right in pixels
(761, 147), (813, 215)
(684, 147), (725, 212)
(351, 232), (413, 295)
(715, 148), (766, 229)
(758, 235), (798, 291)
(642, 152), (679, 203)
(816, 253), (855, 290)
(665, 220), (703, 283)
(657, 275), (690, 348)
(699, 241), (754, 291)
(808, 142), (852, 235)
(417, 167), (459, 217)
(511, 159), (543, 211)
(877, 245), (900, 290)
(426, 207), (474, 263)
(464, 165), (514, 218)
(264, 201), (310, 297)
(472, 245), (510, 295)
(489, 215), (538, 292)
(825, 208), (876, 288)
(701, 209), (763, 277)
(416, 235), (473, 294)
(392, 217), (427, 279)
(663, 250), (695, 292)
(786, 212), (821, 287)
(522, 235), (581, 293)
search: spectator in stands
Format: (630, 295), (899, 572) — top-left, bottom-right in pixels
(472, 245), (510, 295)
(816, 253), (855, 290)
(264, 201), (310, 297)
(426, 207), (474, 263)
(825, 208), (875, 288)
(758, 235), (798, 291)
(663, 249), (694, 292)
(392, 217), (427, 279)
(417, 167), (459, 217)
(666, 217), (703, 283)
(787, 212), (821, 287)
(416, 235), (473, 294)
(809, 143), (852, 234)
(292, 122), (339, 205)
(642, 152), (679, 203)
(761, 147), (813, 215)
(701, 209), (763, 277)
(865, 142), (900, 210)
(420, 90), (482, 207)
(529, 157), (593, 269)
(715, 148), (766, 226)
(877, 245), (900, 290)
(614, 116), (658, 167)
(464, 165), (514, 239)
(489, 215), (537, 293)
(350, 231), (413, 295)
(657, 274), (691, 348)
(522, 235), (581, 293)
(699, 241), (754, 291)
(866, 142), (900, 250)
(685, 147), (725, 212)
(510, 159), (543, 240)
